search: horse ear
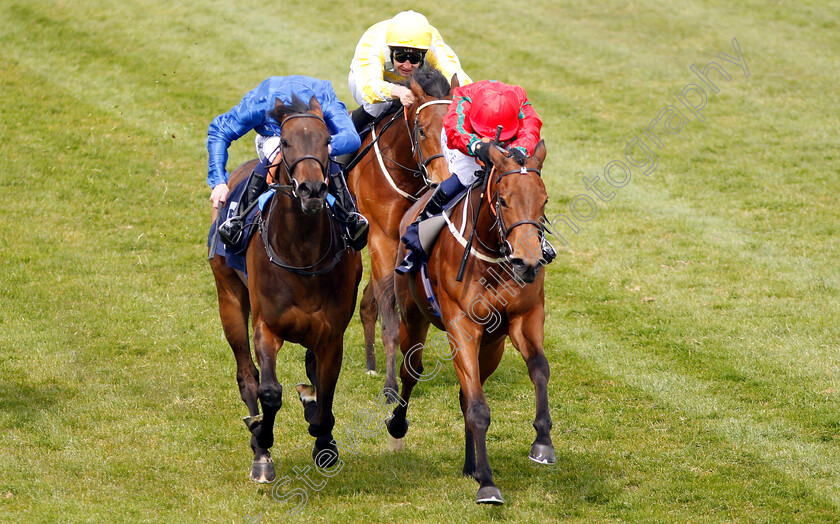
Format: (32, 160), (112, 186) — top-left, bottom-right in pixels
(308, 96), (323, 118)
(449, 73), (460, 92)
(530, 139), (547, 169)
(274, 97), (285, 111)
(410, 77), (426, 102)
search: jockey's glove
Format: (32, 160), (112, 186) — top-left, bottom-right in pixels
(472, 141), (493, 166)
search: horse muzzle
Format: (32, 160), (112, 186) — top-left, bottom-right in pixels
(509, 257), (542, 284)
(296, 180), (328, 215)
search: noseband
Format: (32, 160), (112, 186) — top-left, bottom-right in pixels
(488, 165), (546, 258)
(269, 113), (330, 198)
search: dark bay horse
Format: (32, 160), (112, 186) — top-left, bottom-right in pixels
(209, 96), (362, 483)
(347, 68), (458, 399)
(387, 141), (554, 504)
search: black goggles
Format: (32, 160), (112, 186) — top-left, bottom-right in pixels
(392, 50), (425, 65)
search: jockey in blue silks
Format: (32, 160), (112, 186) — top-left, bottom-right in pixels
(207, 75), (368, 251)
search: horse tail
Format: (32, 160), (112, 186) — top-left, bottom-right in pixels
(375, 272), (400, 331)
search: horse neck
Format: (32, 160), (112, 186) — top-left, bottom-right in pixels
(265, 195), (333, 265)
(378, 112), (425, 192)
(464, 184), (503, 253)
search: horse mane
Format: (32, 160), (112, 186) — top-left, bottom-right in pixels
(269, 94), (312, 122)
(403, 65), (451, 98)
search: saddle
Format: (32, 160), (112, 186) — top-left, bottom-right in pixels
(208, 184), (346, 275)
(207, 181), (262, 273)
(398, 184), (473, 272)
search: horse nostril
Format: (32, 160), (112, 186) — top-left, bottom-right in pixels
(297, 182), (311, 198)
(510, 258), (527, 271)
(315, 182), (328, 199)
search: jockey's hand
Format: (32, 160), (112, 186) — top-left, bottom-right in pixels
(472, 141), (493, 167)
(508, 147), (527, 166)
(210, 183), (229, 209)
(392, 85), (416, 108)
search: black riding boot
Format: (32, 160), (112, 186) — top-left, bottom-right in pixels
(394, 179), (461, 274)
(218, 169), (269, 247)
(418, 182), (456, 222)
(351, 106), (376, 133)
(328, 167), (369, 251)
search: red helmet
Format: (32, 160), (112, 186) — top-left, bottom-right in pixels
(469, 83), (521, 142)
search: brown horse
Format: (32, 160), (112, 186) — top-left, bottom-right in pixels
(387, 141), (554, 504)
(347, 67), (458, 399)
(209, 96), (362, 483)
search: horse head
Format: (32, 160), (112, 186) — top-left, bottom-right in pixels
(406, 69), (461, 185)
(269, 95), (332, 215)
(487, 140), (548, 283)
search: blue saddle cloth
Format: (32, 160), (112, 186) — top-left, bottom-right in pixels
(207, 185), (338, 275)
(207, 182), (264, 274)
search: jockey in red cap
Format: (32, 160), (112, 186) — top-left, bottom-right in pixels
(396, 79), (555, 274)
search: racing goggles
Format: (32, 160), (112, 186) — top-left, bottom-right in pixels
(392, 49), (426, 65)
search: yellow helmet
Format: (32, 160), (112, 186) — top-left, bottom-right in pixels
(386, 11), (432, 50)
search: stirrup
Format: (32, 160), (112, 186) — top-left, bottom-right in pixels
(218, 217), (244, 247)
(345, 212), (369, 251)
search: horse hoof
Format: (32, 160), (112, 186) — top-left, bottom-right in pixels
(529, 442), (556, 465)
(312, 445), (339, 468)
(249, 459), (276, 484)
(295, 383), (317, 403)
(388, 435), (404, 452)
(365, 370), (378, 377)
(385, 415), (409, 439)
(476, 486), (504, 505)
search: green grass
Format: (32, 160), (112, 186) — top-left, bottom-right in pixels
(1, 0), (839, 521)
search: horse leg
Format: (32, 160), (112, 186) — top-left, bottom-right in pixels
(371, 259), (400, 401)
(459, 338), (505, 482)
(386, 296), (430, 440)
(210, 258), (270, 480)
(211, 257), (260, 414)
(295, 349), (318, 424)
(509, 314), (555, 465)
(359, 280), (378, 374)
(459, 388), (476, 478)
(250, 319), (284, 483)
(308, 337), (343, 469)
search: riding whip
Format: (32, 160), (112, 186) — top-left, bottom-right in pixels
(456, 125), (503, 282)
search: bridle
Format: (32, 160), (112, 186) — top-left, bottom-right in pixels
(259, 111), (348, 276)
(407, 99), (451, 184)
(485, 164), (546, 259)
(267, 113), (330, 199)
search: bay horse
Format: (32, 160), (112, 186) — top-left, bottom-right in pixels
(347, 67), (458, 399)
(387, 141), (554, 504)
(209, 96), (362, 483)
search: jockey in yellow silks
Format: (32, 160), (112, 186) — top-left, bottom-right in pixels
(347, 10), (472, 131)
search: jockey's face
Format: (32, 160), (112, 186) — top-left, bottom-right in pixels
(391, 48), (425, 77)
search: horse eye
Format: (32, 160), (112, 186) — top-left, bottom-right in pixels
(499, 197), (508, 208)
(418, 126), (426, 138)
(280, 138), (289, 147)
